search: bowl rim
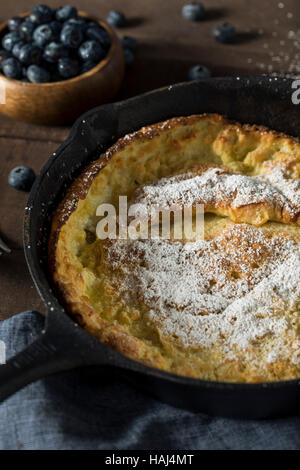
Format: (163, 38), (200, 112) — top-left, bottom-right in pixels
(0, 10), (122, 87)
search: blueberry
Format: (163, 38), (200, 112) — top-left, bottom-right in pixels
(60, 23), (83, 48)
(29, 5), (54, 25)
(8, 16), (23, 32)
(85, 25), (111, 50)
(80, 60), (97, 74)
(19, 44), (42, 65)
(67, 17), (86, 28)
(2, 33), (21, 52)
(0, 49), (11, 65)
(8, 166), (36, 191)
(43, 42), (69, 63)
(124, 48), (135, 67)
(33, 24), (55, 47)
(106, 11), (126, 28)
(121, 36), (137, 52)
(49, 21), (62, 38)
(78, 40), (105, 62)
(12, 41), (26, 59)
(182, 3), (206, 21)
(58, 57), (79, 78)
(27, 64), (50, 83)
(22, 77), (30, 83)
(86, 21), (100, 30)
(19, 20), (35, 41)
(56, 6), (78, 22)
(2, 57), (22, 78)
(188, 64), (211, 80)
(212, 23), (236, 44)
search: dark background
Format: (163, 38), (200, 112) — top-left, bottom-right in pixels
(0, 0), (299, 320)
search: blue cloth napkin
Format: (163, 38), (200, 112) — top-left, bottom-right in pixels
(0, 311), (299, 450)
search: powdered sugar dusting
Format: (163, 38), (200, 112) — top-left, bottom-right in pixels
(104, 224), (300, 364)
(263, 166), (300, 210)
(134, 166), (300, 222)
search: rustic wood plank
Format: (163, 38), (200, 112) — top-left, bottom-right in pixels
(0, 138), (65, 320)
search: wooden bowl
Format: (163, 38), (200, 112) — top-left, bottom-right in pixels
(0, 11), (125, 125)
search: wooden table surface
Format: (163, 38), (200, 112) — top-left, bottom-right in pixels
(0, 0), (298, 320)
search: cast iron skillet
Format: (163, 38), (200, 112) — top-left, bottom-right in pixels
(0, 77), (299, 418)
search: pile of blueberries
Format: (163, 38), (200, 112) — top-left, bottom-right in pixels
(0, 5), (117, 83)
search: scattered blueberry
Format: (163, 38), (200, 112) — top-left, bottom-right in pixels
(8, 16), (23, 32)
(0, 49), (11, 64)
(124, 48), (135, 67)
(27, 64), (50, 83)
(29, 5), (53, 24)
(121, 36), (137, 52)
(8, 166), (36, 191)
(2, 33), (21, 52)
(56, 5), (78, 22)
(58, 57), (79, 78)
(78, 40), (105, 62)
(106, 11), (126, 28)
(19, 44), (42, 65)
(2, 57), (22, 79)
(33, 24), (55, 47)
(188, 64), (211, 80)
(19, 20), (35, 41)
(212, 22), (236, 44)
(43, 42), (69, 62)
(85, 25), (111, 50)
(182, 3), (206, 21)
(81, 60), (97, 74)
(60, 23), (83, 48)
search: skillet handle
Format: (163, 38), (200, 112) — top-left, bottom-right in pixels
(0, 310), (95, 403)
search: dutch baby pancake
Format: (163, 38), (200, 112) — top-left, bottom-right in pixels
(49, 114), (300, 383)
